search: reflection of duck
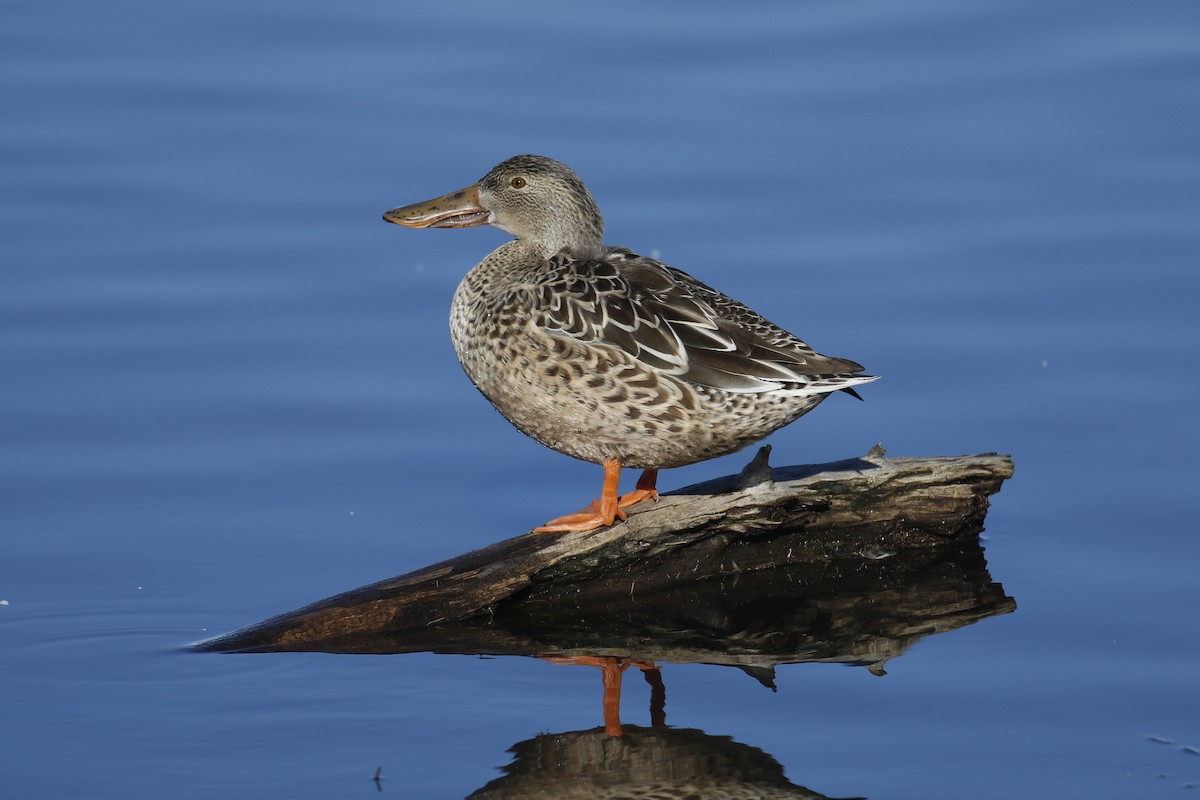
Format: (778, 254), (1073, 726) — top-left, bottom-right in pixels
(384, 155), (876, 533)
(468, 723), (859, 799)
(467, 658), (858, 797)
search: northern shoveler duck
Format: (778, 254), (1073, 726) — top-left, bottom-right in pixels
(383, 155), (877, 533)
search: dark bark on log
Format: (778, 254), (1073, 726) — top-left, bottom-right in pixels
(196, 447), (1015, 664)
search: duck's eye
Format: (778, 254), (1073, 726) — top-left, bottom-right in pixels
(510, 177), (526, 189)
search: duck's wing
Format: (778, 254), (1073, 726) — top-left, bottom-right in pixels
(531, 248), (874, 393)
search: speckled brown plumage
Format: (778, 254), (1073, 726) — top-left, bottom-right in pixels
(384, 155), (877, 532)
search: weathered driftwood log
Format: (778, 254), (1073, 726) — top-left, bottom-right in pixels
(196, 446), (1014, 658)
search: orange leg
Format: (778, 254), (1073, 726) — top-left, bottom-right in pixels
(534, 462), (659, 534)
(618, 467), (659, 510)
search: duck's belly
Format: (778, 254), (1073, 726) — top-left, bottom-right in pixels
(450, 311), (826, 469)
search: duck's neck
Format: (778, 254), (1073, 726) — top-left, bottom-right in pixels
(517, 233), (604, 262)
(512, 202), (604, 260)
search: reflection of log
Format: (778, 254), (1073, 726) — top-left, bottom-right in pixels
(469, 725), (856, 799)
(195, 447), (1013, 655)
(451, 542), (1014, 679)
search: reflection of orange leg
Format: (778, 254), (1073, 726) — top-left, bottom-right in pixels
(604, 659), (658, 736)
(542, 656), (658, 737)
(599, 660), (626, 737)
(642, 665), (666, 728)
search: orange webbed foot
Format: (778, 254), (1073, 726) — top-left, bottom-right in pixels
(532, 500), (625, 533)
(531, 464), (661, 534)
(532, 458), (627, 534)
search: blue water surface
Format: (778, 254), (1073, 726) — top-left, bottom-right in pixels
(3, 1), (1199, 797)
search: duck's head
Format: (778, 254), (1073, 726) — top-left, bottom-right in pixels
(383, 155), (604, 259)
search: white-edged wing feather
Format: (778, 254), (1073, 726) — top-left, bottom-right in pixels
(530, 248), (876, 394)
